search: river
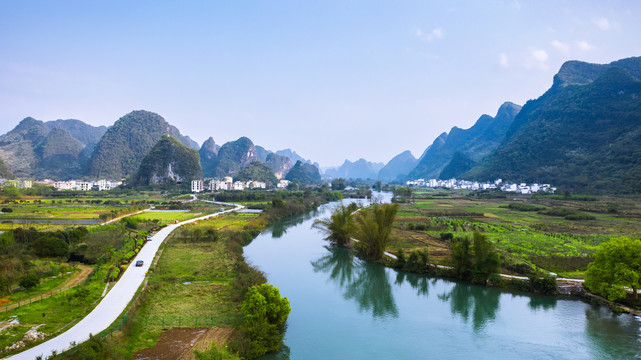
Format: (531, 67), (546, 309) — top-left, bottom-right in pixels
(243, 195), (641, 359)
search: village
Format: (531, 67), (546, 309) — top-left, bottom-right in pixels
(405, 178), (557, 194)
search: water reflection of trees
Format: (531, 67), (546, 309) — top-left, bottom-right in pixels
(395, 271), (432, 297)
(527, 295), (556, 311)
(584, 305), (641, 359)
(438, 283), (501, 331)
(311, 246), (398, 318)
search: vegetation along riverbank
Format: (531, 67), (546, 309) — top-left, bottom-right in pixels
(0, 187), (335, 359)
(314, 188), (641, 315)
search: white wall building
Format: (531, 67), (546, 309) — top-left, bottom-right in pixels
(191, 179), (204, 193)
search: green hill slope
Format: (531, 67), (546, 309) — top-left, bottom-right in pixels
(130, 135), (202, 189)
(87, 110), (193, 179)
(467, 57), (641, 193)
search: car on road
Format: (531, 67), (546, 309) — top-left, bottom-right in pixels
(135, 260), (144, 267)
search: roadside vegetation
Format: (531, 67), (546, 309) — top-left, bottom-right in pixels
(38, 189), (327, 359)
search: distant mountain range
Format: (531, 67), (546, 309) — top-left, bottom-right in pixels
(324, 159), (384, 180)
(0, 117), (107, 179)
(2, 56), (640, 193)
(0, 109), (320, 186)
(407, 101), (521, 180)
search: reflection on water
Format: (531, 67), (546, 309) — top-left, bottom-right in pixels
(438, 282), (501, 331)
(585, 305), (641, 359)
(311, 245), (398, 318)
(249, 194), (641, 359)
(271, 209), (320, 238)
(527, 294), (557, 311)
(395, 271), (432, 297)
(311, 245), (356, 287)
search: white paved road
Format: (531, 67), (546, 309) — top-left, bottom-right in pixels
(9, 205), (243, 360)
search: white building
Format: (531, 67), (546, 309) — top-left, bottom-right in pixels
(277, 179), (290, 189)
(191, 179), (204, 193)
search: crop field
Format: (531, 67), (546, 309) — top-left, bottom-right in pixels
(0, 203), (130, 220)
(186, 212), (261, 232)
(128, 211), (210, 224)
(390, 191), (641, 278)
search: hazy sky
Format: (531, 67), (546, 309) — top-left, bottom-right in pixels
(1, 1), (640, 167)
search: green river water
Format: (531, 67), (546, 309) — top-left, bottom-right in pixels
(244, 197), (641, 359)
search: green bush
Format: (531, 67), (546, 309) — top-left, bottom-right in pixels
(528, 273), (557, 295)
(232, 284), (290, 359)
(508, 203), (546, 212)
(18, 273), (40, 289)
(564, 213), (596, 221)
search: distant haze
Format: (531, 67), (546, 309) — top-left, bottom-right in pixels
(1, 1), (640, 167)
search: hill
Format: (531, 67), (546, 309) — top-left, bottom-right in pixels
(378, 151), (418, 181)
(439, 152), (476, 179)
(87, 110), (193, 179)
(0, 117), (107, 179)
(467, 57), (641, 193)
(286, 160), (321, 185)
(199, 137), (219, 178)
(265, 153), (293, 179)
(234, 161), (278, 186)
(210, 137), (259, 177)
(130, 135), (202, 189)
(407, 102), (521, 180)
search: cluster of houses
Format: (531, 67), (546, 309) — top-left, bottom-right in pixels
(0, 179), (33, 189)
(406, 178), (556, 194)
(52, 179), (122, 191)
(190, 178), (291, 193)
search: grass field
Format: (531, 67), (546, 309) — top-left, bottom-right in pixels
(128, 211), (210, 224)
(390, 191), (641, 278)
(107, 213), (257, 358)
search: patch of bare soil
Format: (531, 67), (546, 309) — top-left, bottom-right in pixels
(133, 327), (234, 360)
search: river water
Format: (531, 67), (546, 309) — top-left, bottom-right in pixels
(244, 196), (641, 359)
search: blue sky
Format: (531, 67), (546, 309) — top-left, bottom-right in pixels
(1, 1), (640, 167)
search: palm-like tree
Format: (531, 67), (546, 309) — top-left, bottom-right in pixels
(311, 204), (356, 246)
(353, 203), (399, 261)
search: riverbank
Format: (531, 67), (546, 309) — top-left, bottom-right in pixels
(43, 191), (332, 359)
(244, 198), (641, 359)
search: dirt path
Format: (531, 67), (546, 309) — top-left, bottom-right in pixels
(1, 264), (93, 312)
(99, 208), (151, 226)
(132, 327), (234, 360)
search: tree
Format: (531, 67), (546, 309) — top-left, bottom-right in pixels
(450, 232), (500, 284)
(451, 237), (472, 280)
(353, 203), (399, 261)
(471, 233), (501, 284)
(331, 178), (347, 191)
(240, 284), (291, 358)
(585, 237), (641, 301)
(311, 203), (358, 246)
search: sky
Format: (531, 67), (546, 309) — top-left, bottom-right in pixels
(1, 1), (640, 168)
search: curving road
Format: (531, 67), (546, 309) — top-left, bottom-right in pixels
(9, 204), (243, 360)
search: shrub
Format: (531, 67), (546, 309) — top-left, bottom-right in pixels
(564, 213), (596, 221)
(1, 207), (12, 213)
(528, 273), (557, 295)
(233, 284), (290, 359)
(18, 273), (40, 289)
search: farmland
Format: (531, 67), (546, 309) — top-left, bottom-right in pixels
(389, 189), (641, 278)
